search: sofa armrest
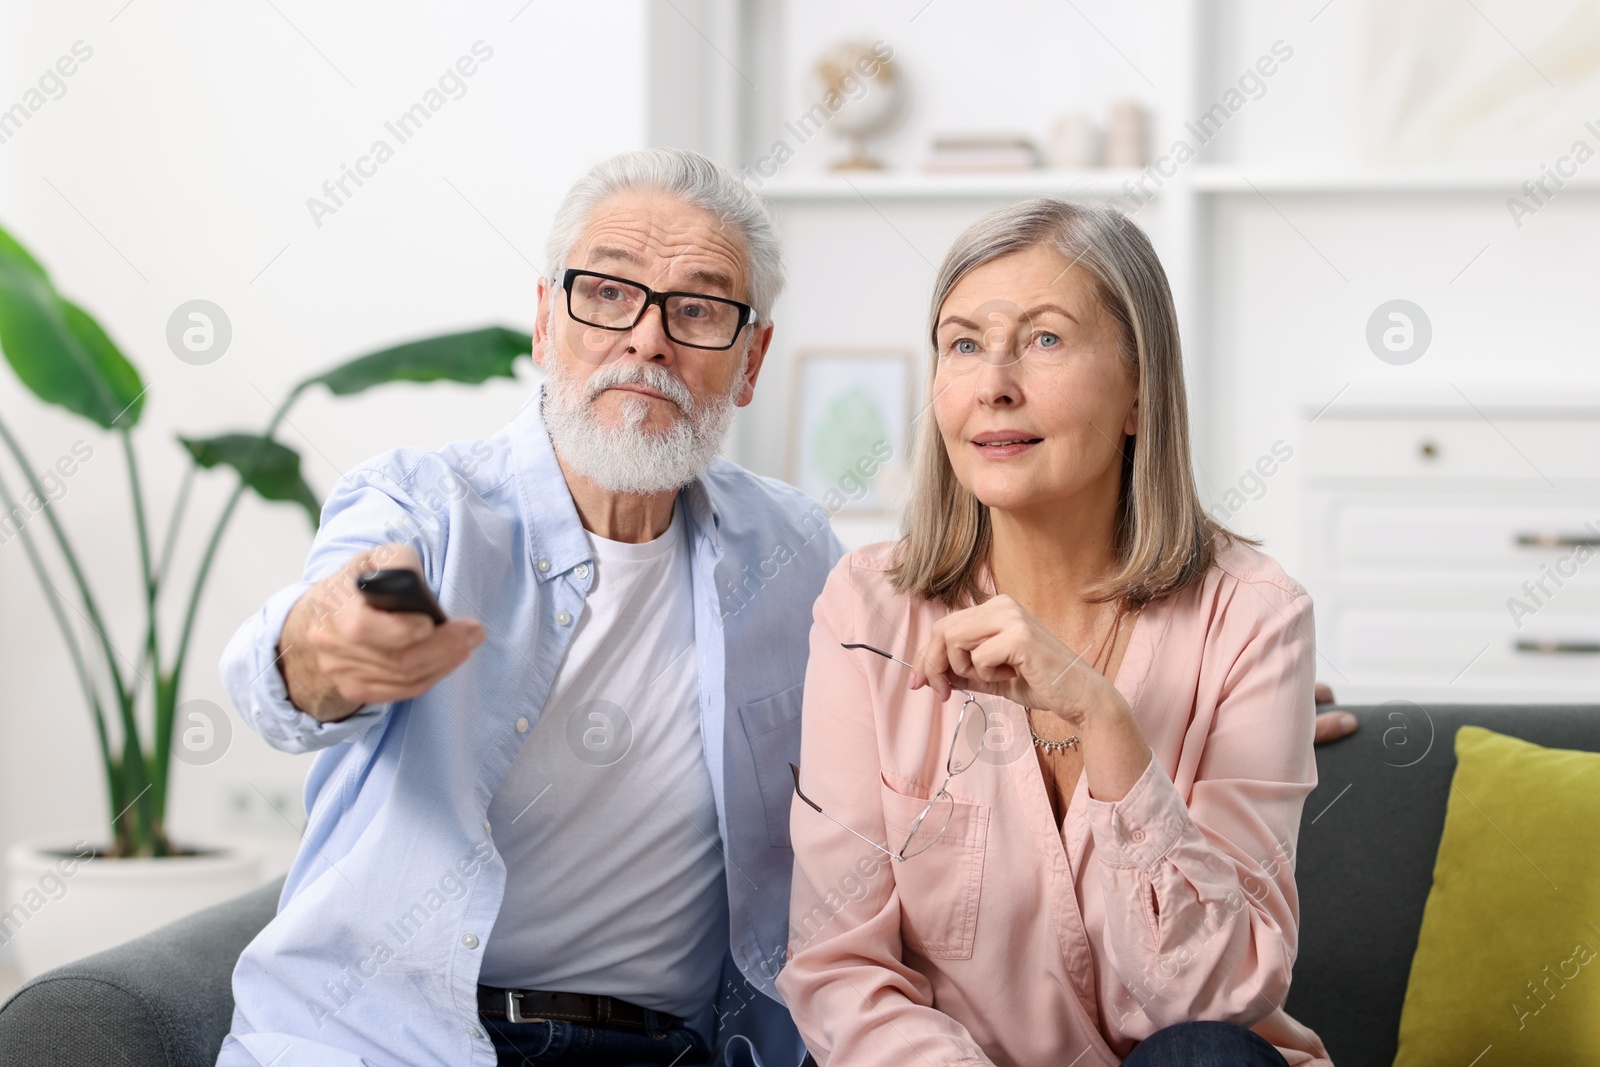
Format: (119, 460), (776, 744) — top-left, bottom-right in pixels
(0, 875), (285, 1067)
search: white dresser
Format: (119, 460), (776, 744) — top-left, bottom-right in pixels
(1300, 406), (1600, 704)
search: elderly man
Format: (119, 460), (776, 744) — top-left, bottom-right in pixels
(217, 148), (840, 1067)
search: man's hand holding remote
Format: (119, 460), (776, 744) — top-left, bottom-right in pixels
(276, 542), (487, 723)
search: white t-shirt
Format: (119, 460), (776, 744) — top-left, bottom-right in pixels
(479, 501), (728, 1018)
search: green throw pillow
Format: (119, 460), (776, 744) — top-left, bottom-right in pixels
(1393, 725), (1600, 1065)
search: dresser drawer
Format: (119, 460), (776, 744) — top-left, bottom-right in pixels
(1333, 606), (1600, 688)
(1306, 415), (1600, 483)
(1329, 499), (1600, 574)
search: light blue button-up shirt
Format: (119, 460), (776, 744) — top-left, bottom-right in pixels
(216, 387), (843, 1067)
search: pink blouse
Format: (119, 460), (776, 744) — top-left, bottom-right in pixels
(777, 539), (1332, 1067)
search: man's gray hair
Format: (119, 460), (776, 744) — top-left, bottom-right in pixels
(545, 148), (785, 323)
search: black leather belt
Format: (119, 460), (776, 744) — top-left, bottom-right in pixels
(477, 985), (680, 1033)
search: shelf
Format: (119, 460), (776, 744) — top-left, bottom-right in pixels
(755, 167), (1600, 201)
(754, 169), (1148, 202)
(1308, 402), (1600, 421)
(1193, 167), (1600, 194)
(1300, 383), (1600, 421)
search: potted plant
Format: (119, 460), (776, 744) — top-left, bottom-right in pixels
(0, 223), (530, 976)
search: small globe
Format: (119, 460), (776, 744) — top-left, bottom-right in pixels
(813, 42), (903, 169)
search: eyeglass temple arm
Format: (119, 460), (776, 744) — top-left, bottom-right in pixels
(841, 642), (916, 672)
(788, 763), (900, 863)
(841, 643), (977, 703)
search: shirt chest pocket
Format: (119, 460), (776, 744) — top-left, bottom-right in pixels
(880, 773), (990, 961)
(739, 684), (804, 849)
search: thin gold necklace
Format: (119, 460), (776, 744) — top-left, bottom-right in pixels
(1026, 599), (1127, 754)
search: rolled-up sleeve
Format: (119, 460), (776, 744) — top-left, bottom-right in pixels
(217, 458), (439, 754)
(1084, 588), (1317, 1031)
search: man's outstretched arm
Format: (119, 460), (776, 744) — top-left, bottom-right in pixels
(219, 460), (485, 752)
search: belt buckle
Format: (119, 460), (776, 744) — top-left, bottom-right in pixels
(505, 991), (545, 1025)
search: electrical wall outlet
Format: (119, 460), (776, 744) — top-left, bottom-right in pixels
(223, 782), (306, 834)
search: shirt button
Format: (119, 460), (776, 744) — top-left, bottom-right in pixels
(536, 558), (551, 573)
(468, 1025), (484, 1039)
(462, 932), (479, 949)
(1130, 828), (1146, 843)
(515, 716), (530, 734)
(482, 818), (492, 834)
(574, 563), (590, 579)
(556, 610), (572, 626)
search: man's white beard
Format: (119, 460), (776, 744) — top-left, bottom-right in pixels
(541, 349), (747, 496)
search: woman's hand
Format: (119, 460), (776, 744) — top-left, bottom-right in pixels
(907, 594), (1124, 728)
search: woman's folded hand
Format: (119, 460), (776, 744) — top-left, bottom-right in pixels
(907, 593), (1124, 728)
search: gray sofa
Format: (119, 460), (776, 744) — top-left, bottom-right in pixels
(4, 704), (1595, 1066)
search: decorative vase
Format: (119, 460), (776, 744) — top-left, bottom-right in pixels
(3, 838), (265, 979)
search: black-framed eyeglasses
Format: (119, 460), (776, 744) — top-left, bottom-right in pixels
(790, 642), (991, 863)
(558, 268), (754, 351)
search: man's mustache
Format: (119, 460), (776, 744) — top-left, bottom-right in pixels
(583, 364), (694, 414)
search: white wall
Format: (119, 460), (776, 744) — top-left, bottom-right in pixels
(0, 0), (648, 962)
(1219, 0), (1600, 169)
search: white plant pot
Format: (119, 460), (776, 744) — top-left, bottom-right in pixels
(2, 838), (266, 980)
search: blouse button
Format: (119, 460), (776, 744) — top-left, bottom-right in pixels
(574, 563), (590, 579)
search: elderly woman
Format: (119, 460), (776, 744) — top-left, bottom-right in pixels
(778, 199), (1332, 1067)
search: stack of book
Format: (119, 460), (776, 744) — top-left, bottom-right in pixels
(923, 135), (1042, 173)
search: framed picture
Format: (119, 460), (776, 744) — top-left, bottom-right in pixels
(787, 348), (916, 515)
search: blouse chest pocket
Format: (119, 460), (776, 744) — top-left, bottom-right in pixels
(879, 772), (990, 961)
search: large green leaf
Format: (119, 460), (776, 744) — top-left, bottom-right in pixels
(0, 227), (47, 279)
(0, 224), (146, 429)
(179, 433), (319, 528)
(305, 325), (530, 397)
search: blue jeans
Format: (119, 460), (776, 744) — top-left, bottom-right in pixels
(487, 1014), (712, 1066)
(1121, 1021), (1290, 1066)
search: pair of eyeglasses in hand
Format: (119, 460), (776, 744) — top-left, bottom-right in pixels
(789, 642), (991, 862)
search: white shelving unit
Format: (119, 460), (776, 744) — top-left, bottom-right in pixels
(647, 0), (1600, 702)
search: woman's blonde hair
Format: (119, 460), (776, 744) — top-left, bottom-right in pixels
(889, 197), (1242, 609)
